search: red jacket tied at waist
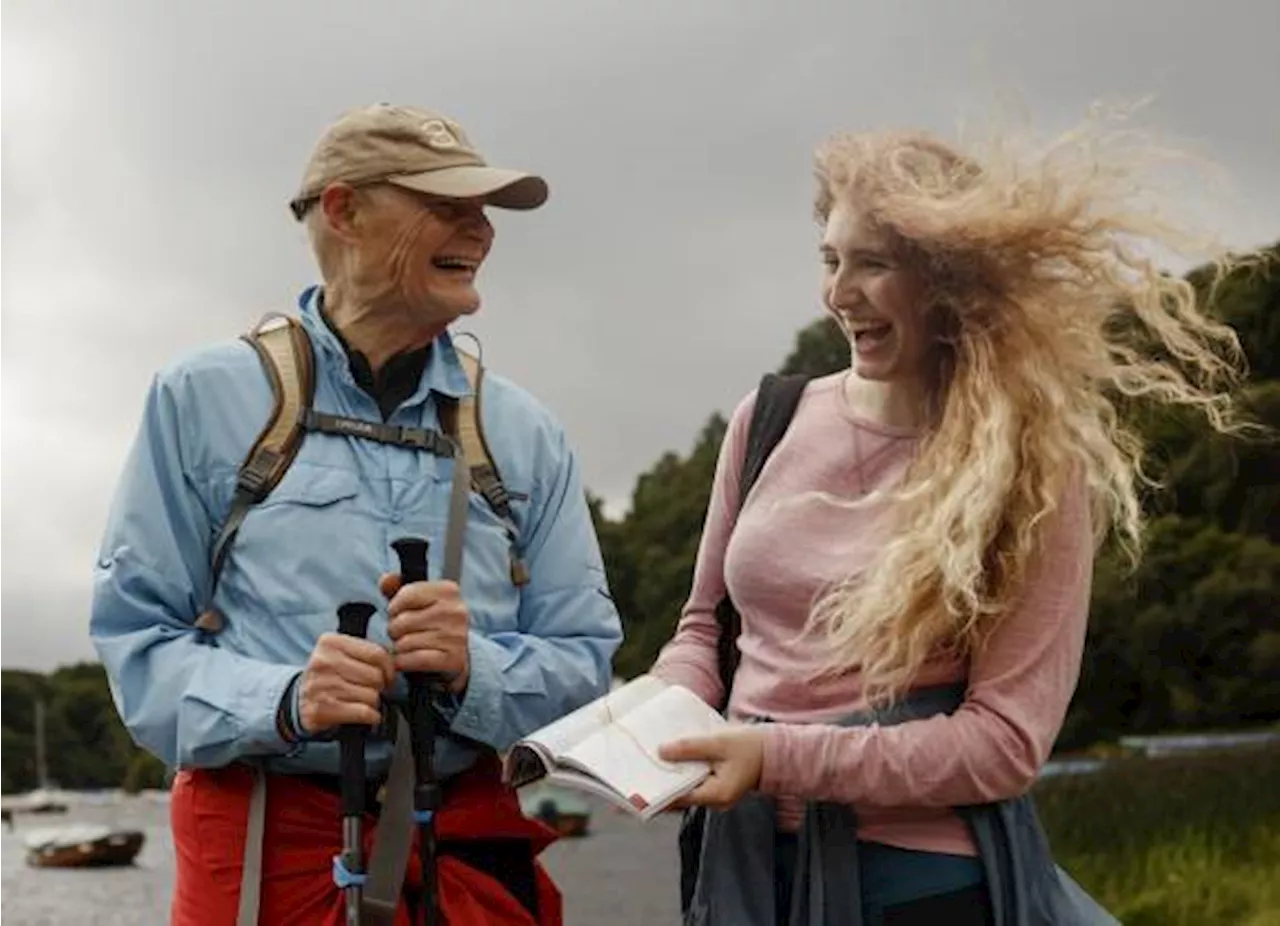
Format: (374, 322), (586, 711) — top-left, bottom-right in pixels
(170, 757), (562, 925)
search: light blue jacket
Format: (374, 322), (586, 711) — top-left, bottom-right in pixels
(91, 286), (623, 780)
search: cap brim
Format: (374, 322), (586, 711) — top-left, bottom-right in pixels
(389, 166), (549, 210)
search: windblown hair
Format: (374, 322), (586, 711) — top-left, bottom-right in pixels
(807, 114), (1252, 704)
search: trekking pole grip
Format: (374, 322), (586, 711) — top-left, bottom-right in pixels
(390, 537), (443, 687)
(335, 601), (376, 818)
(390, 537), (429, 585)
(390, 535), (442, 728)
(337, 600), (376, 638)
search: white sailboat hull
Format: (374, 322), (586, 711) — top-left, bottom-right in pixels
(1, 787), (69, 815)
(23, 824), (146, 868)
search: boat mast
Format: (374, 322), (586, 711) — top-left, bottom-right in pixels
(34, 699), (49, 790)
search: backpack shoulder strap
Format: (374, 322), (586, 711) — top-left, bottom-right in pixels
(235, 314), (316, 499)
(439, 348), (529, 586)
(196, 314), (315, 632)
(712, 372), (810, 708)
(738, 373), (810, 506)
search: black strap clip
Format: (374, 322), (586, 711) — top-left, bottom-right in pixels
(303, 411), (454, 457)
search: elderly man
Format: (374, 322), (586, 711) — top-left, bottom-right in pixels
(91, 104), (622, 925)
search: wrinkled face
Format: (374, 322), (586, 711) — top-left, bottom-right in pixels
(821, 200), (932, 384)
(334, 184), (496, 325)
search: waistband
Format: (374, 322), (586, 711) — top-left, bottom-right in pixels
(182, 754), (553, 922)
(744, 682), (968, 729)
(690, 682), (973, 925)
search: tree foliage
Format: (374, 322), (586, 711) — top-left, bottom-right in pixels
(779, 315), (848, 378)
(1, 663), (165, 794)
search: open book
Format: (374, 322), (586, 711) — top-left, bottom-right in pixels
(502, 674), (728, 820)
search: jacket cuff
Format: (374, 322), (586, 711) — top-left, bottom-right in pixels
(244, 665), (307, 758)
(277, 672), (305, 739)
(446, 631), (504, 748)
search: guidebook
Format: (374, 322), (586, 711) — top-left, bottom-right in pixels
(501, 674), (728, 820)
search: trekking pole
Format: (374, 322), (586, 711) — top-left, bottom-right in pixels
(336, 600), (377, 926)
(390, 537), (441, 926)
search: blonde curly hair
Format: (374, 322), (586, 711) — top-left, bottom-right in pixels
(807, 114), (1253, 704)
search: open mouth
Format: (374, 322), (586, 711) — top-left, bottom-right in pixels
(849, 320), (893, 351)
(432, 256), (480, 273)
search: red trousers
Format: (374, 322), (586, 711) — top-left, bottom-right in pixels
(170, 757), (562, 925)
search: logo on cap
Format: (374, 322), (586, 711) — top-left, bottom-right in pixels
(420, 120), (460, 151)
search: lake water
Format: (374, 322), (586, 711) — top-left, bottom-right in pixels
(1, 792), (684, 925)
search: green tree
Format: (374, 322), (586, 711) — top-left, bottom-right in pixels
(1, 670), (46, 793)
(1, 727), (36, 795)
(1188, 243), (1280, 381)
(1, 662), (165, 794)
(779, 316), (848, 377)
(1060, 243), (1280, 746)
(1062, 517), (1280, 749)
(122, 751), (169, 794)
(1133, 243), (1280, 540)
(1137, 381), (1280, 540)
(43, 664), (137, 790)
(610, 415), (728, 678)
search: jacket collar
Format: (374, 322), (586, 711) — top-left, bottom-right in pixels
(296, 284), (471, 403)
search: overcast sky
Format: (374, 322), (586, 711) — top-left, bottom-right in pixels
(3, 0), (1278, 671)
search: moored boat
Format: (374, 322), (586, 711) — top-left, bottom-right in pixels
(3, 702), (70, 816)
(23, 824), (146, 869)
(1, 787), (70, 815)
(520, 782), (591, 838)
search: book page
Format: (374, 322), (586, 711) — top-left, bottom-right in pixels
(516, 674), (669, 759)
(559, 683), (727, 817)
(543, 768), (632, 809)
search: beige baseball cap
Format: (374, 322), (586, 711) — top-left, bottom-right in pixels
(289, 103), (548, 220)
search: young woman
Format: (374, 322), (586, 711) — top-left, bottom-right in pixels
(653, 122), (1247, 925)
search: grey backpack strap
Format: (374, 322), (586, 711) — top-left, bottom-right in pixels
(441, 429), (472, 582)
(360, 714), (417, 925)
(361, 440), (471, 922)
(236, 763), (268, 926)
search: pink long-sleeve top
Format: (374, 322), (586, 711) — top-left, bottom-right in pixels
(651, 373), (1093, 857)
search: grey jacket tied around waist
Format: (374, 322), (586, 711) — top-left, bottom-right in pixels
(685, 683), (1119, 926)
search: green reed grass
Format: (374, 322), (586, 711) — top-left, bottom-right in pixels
(1034, 742), (1280, 926)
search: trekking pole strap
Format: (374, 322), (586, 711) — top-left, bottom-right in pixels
(361, 443), (471, 923)
(442, 434), (470, 586)
(360, 714), (416, 925)
(236, 763), (268, 926)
